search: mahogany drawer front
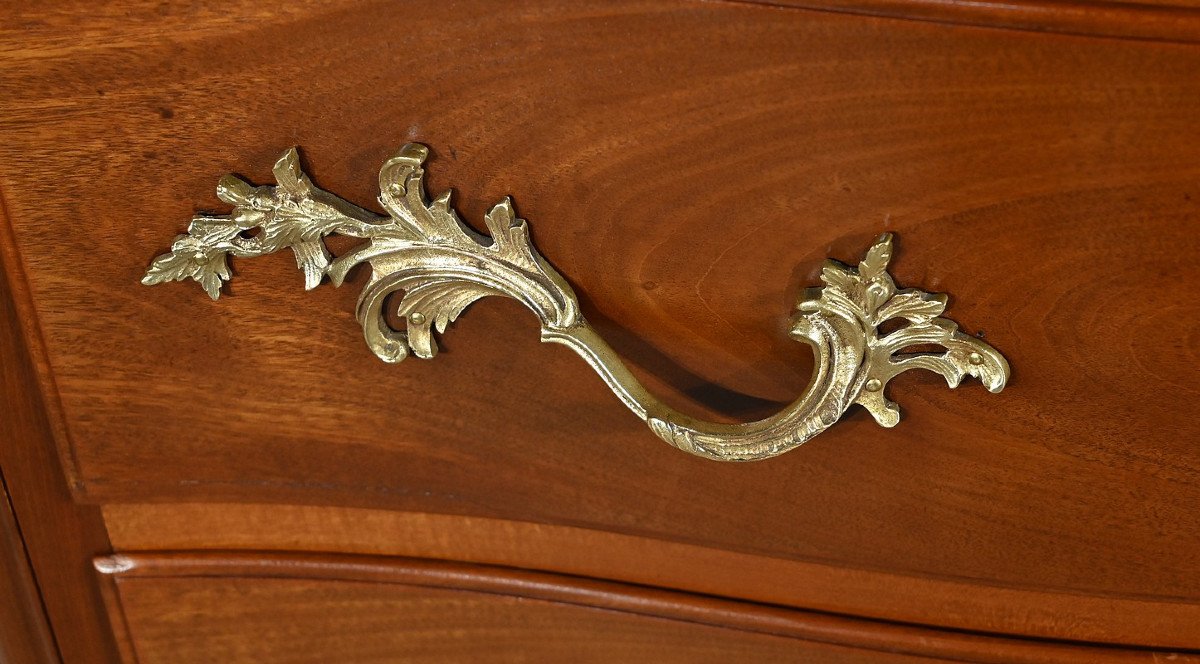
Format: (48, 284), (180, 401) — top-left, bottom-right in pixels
(94, 552), (1171, 664)
(2, 0), (1200, 658)
(112, 579), (859, 664)
(101, 559), (925, 664)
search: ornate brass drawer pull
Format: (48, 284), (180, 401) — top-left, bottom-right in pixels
(143, 144), (1009, 461)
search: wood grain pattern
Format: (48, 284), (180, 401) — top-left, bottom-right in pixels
(2, 0), (1199, 655)
(0, 189), (118, 661)
(98, 551), (1197, 664)
(102, 502), (1200, 649)
(112, 581), (920, 664)
(0, 477), (58, 664)
(738, 0), (1200, 43)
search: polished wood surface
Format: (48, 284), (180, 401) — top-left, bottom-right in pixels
(2, 0), (1199, 660)
(748, 0), (1200, 43)
(102, 502), (1200, 649)
(98, 552), (1192, 664)
(0, 479), (57, 664)
(122, 579), (879, 664)
(0, 199), (119, 662)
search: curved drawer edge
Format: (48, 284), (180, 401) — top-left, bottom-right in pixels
(101, 502), (1200, 651)
(95, 551), (1197, 664)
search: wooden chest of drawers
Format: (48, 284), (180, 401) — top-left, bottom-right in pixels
(2, 1), (1198, 662)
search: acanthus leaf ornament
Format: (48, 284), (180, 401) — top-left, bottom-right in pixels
(143, 144), (1010, 461)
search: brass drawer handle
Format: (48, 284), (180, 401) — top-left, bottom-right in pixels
(143, 144), (1009, 461)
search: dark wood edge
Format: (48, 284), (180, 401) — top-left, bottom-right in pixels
(93, 563), (141, 664)
(0, 183), (86, 500)
(718, 0), (1200, 44)
(0, 474), (58, 664)
(95, 551), (1198, 664)
(0, 187), (120, 663)
(101, 502), (1200, 650)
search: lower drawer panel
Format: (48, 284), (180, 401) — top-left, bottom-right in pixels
(104, 567), (909, 663)
(95, 552), (1191, 664)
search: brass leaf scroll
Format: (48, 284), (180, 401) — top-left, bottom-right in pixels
(143, 144), (1010, 461)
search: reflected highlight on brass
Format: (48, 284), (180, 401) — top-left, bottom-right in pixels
(143, 144), (1010, 461)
